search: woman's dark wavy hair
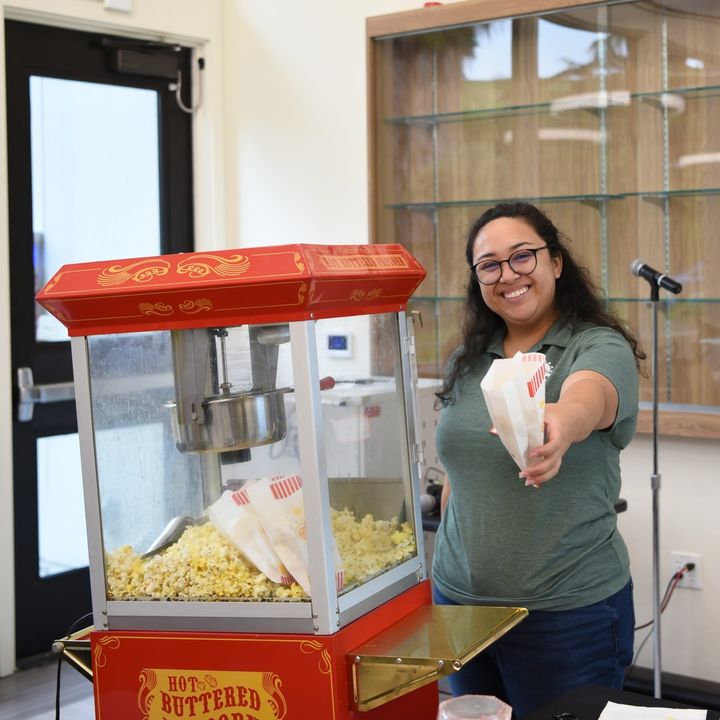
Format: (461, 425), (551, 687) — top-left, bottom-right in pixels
(436, 202), (645, 404)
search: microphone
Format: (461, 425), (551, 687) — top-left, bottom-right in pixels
(630, 259), (682, 294)
(420, 481), (444, 515)
(420, 493), (438, 515)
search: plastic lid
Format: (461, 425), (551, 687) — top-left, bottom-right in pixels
(437, 695), (512, 720)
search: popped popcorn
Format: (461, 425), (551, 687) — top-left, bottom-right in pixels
(105, 508), (415, 600)
(330, 508), (415, 589)
(106, 523), (304, 601)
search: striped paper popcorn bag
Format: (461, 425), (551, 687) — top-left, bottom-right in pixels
(207, 482), (293, 585)
(480, 351), (547, 471)
(246, 474), (345, 596)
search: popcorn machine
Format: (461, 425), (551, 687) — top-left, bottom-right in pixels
(37, 243), (526, 720)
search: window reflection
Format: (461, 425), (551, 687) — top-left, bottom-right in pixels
(38, 433), (88, 576)
(462, 21), (512, 82)
(31, 76), (161, 342)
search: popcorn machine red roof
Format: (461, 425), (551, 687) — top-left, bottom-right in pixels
(37, 243), (526, 720)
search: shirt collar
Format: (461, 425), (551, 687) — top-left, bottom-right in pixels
(486, 318), (575, 358)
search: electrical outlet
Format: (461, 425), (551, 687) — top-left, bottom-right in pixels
(671, 551), (702, 590)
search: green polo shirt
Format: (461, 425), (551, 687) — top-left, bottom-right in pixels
(432, 320), (638, 610)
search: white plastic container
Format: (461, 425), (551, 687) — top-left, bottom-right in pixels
(437, 695), (512, 720)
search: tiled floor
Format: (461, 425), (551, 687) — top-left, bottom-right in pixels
(0, 655), (449, 720)
(0, 656), (94, 720)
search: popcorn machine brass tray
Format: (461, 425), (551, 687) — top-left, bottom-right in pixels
(348, 604), (528, 711)
(52, 626), (93, 682)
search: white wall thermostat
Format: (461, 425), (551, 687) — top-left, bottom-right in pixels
(327, 333), (352, 358)
(103, 0), (133, 12)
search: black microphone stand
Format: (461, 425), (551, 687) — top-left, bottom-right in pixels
(632, 260), (682, 698)
(648, 281), (662, 699)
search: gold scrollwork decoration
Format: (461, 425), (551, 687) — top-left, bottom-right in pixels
(349, 288), (383, 302)
(93, 636), (121, 668)
(47, 304), (69, 323)
(139, 302), (174, 317)
(42, 272), (63, 293)
(179, 298), (213, 314)
(176, 254), (250, 279)
(300, 640), (332, 675)
(262, 672), (288, 719)
(293, 252), (306, 273)
(298, 281), (308, 304)
(97, 260), (170, 287)
(137, 668), (157, 720)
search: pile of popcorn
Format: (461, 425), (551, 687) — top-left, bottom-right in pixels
(105, 508), (415, 600)
(331, 509), (416, 588)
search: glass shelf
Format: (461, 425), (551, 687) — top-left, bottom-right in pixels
(385, 85), (720, 126)
(635, 84), (720, 109)
(606, 297), (720, 303)
(639, 401), (720, 415)
(387, 188), (720, 210)
(386, 102), (558, 126)
(386, 194), (610, 210)
(619, 188), (720, 200)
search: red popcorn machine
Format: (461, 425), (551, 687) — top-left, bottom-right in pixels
(36, 243), (526, 720)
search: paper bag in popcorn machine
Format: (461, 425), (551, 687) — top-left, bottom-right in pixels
(36, 244), (527, 720)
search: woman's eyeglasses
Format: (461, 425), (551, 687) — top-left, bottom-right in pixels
(472, 245), (549, 285)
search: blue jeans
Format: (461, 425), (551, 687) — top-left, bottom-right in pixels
(433, 580), (634, 718)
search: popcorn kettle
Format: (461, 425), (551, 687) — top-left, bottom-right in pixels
(168, 323), (291, 460)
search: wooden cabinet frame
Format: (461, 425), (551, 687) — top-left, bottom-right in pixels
(367, 0), (720, 439)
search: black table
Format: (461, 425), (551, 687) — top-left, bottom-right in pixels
(522, 686), (720, 720)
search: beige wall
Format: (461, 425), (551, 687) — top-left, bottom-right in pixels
(618, 436), (720, 681)
(222, 0), (430, 250)
(1, 0), (717, 689)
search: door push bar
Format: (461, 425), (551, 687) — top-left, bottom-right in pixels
(16, 367), (75, 422)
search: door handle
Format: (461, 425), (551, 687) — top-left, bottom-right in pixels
(16, 366), (75, 422)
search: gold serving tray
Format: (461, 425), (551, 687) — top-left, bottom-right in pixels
(348, 605), (528, 711)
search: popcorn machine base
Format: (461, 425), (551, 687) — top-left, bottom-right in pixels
(92, 582), (439, 720)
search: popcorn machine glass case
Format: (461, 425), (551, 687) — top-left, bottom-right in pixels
(83, 314), (419, 632)
(40, 245), (426, 635)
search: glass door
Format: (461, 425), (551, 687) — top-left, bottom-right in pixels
(6, 19), (194, 660)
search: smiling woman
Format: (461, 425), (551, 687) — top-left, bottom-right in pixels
(432, 202), (645, 716)
(471, 216), (562, 355)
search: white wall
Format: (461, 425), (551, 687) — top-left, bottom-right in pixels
(222, 0), (435, 250)
(618, 436), (720, 682)
(0, 0), (226, 677)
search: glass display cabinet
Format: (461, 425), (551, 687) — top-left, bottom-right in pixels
(37, 243), (526, 719)
(367, 0), (720, 438)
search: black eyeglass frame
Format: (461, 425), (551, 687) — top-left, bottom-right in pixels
(471, 245), (550, 285)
